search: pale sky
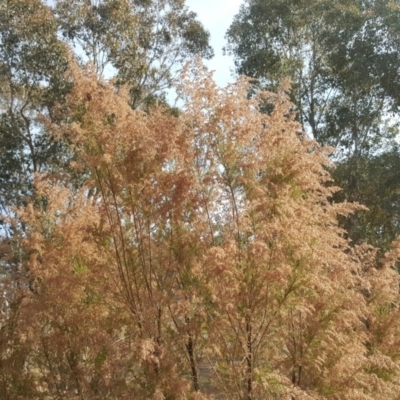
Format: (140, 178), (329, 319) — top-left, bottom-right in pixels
(185, 0), (244, 87)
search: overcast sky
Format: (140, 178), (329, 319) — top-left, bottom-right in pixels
(185, 0), (243, 87)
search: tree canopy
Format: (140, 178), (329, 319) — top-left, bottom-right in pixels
(0, 0), (69, 218)
(226, 0), (400, 150)
(225, 0), (400, 250)
(55, 0), (214, 107)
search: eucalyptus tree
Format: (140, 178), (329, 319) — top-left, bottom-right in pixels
(0, 0), (69, 218)
(225, 0), (400, 248)
(54, 0), (214, 107)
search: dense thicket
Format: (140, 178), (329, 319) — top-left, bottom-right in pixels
(0, 60), (400, 399)
(225, 0), (400, 251)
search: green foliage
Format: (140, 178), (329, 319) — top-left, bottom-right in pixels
(225, 0), (400, 249)
(226, 0), (400, 150)
(55, 0), (214, 107)
(0, 0), (70, 213)
(333, 148), (400, 252)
